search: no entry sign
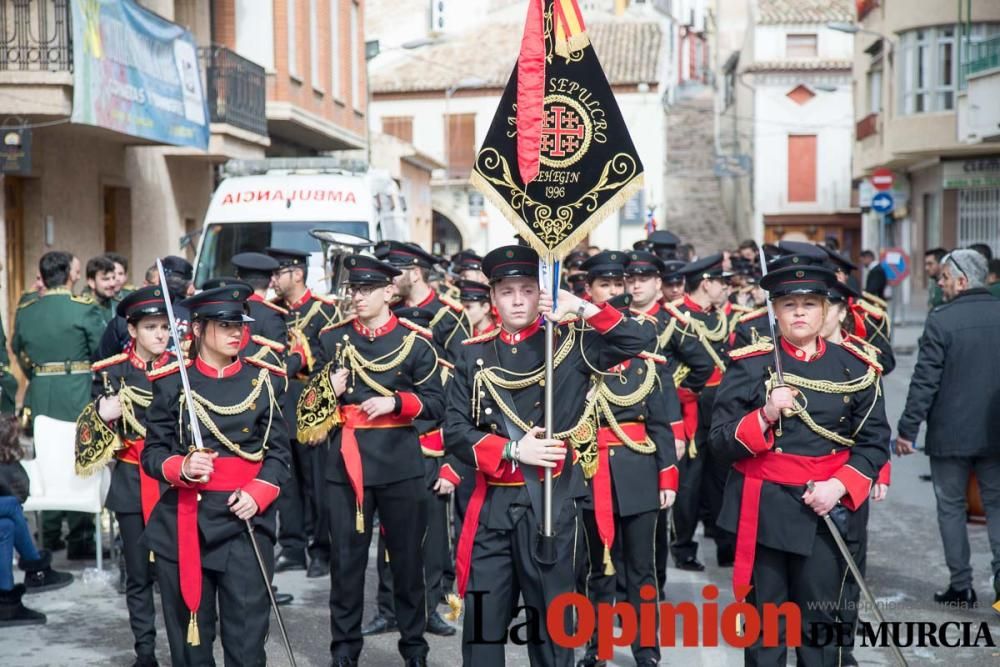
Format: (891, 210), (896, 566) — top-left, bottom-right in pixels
(872, 168), (895, 191)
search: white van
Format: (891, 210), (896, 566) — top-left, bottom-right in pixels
(193, 158), (407, 292)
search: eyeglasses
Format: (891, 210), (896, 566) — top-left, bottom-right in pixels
(347, 284), (387, 298)
(943, 253), (968, 280)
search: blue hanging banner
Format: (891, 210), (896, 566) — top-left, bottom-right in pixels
(70, 0), (209, 149)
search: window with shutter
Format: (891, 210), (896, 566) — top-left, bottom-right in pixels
(787, 134), (817, 203)
(382, 117), (414, 143)
(445, 114), (476, 179)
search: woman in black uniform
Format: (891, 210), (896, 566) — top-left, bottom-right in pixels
(141, 284), (290, 667)
(76, 286), (173, 666)
(709, 265), (890, 666)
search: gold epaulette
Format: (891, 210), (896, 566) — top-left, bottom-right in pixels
(728, 340), (774, 361)
(862, 291), (888, 309)
(462, 327), (501, 345)
(320, 314), (357, 334)
(399, 317), (433, 339)
(854, 299), (885, 320)
(258, 300), (289, 316)
(840, 339), (884, 373)
(251, 334), (286, 353)
(71, 294), (96, 305)
(17, 297), (37, 310)
(739, 306), (768, 323)
(638, 350), (666, 364)
(662, 302), (689, 326)
(148, 359), (192, 381)
(91, 352), (129, 372)
(439, 294), (464, 313)
(246, 356), (287, 377)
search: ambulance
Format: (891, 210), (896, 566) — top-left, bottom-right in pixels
(192, 158), (407, 292)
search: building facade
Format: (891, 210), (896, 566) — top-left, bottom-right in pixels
(850, 0), (1000, 298)
(714, 0), (859, 254)
(0, 0), (366, 329)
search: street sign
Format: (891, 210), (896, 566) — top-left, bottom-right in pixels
(880, 247), (910, 286)
(871, 191), (894, 213)
(858, 179), (875, 207)
(872, 168), (895, 191)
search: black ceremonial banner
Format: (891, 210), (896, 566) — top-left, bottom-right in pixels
(469, 3), (644, 259)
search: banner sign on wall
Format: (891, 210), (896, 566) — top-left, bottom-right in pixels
(70, 0), (209, 149)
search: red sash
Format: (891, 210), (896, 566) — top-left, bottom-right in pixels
(419, 429), (444, 457)
(177, 458), (261, 628)
(116, 438), (160, 524)
(455, 454), (568, 598)
(339, 405), (414, 533)
(731, 450), (849, 600)
(677, 387), (699, 442)
(591, 423), (646, 559)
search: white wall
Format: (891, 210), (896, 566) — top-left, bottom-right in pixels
(751, 78), (855, 230)
(235, 0), (275, 70)
(753, 25), (853, 61)
(371, 84), (665, 254)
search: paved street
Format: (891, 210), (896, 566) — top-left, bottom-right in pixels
(5, 321), (1000, 666)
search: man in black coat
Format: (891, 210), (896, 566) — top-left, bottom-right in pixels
(861, 250), (888, 300)
(896, 248), (1000, 608)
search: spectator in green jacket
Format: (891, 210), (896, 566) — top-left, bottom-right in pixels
(925, 247), (947, 309)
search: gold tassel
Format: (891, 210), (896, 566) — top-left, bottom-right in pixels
(384, 548), (390, 563)
(355, 506), (364, 534)
(687, 439), (698, 459)
(148, 551), (155, 563)
(603, 544), (616, 576)
(443, 593), (463, 622)
(187, 612), (200, 646)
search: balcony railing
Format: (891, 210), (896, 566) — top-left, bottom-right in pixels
(962, 35), (1000, 80)
(198, 45), (267, 138)
(856, 112), (879, 141)
(0, 0), (72, 72)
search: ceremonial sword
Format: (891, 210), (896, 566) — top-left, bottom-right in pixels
(155, 259), (297, 667)
(807, 482), (908, 667)
(757, 246), (784, 385)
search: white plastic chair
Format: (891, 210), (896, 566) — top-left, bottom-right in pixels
(21, 415), (111, 569)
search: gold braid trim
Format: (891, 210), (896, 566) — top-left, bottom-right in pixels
(657, 317), (677, 351)
(765, 367), (880, 447)
(288, 328), (314, 373)
(672, 363), (691, 388)
(181, 368), (274, 461)
(342, 332), (416, 397)
(297, 362), (340, 444)
(689, 318), (728, 371)
(119, 382), (152, 438)
(729, 340), (774, 361)
(75, 401), (121, 477)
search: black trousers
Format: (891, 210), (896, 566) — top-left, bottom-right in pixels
(376, 486), (450, 619)
(462, 499), (578, 667)
(581, 508), (660, 662)
(157, 532), (274, 667)
(670, 447), (704, 563)
(276, 439), (307, 554)
(117, 512), (157, 659)
(745, 529), (845, 666)
(700, 444), (736, 564)
(328, 478), (429, 661)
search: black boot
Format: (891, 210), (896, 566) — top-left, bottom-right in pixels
(20, 550), (75, 594)
(575, 647), (606, 667)
(307, 552), (330, 579)
(425, 610), (456, 636)
(274, 548), (307, 572)
(361, 614), (397, 635)
(0, 584), (46, 627)
(131, 654), (159, 667)
(933, 585), (977, 607)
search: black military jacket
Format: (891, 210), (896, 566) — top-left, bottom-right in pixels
(141, 357), (290, 569)
(445, 304), (653, 530)
(655, 299), (718, 393)
(730, 306), (769, 349)
(709, 337), (890, 556)
(393, 290), (469, 363)
(85, 350), (172, 514)
(579, 348), (679, 518)
(307, 313), (445, 487)
(845, 297), (896, 375)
